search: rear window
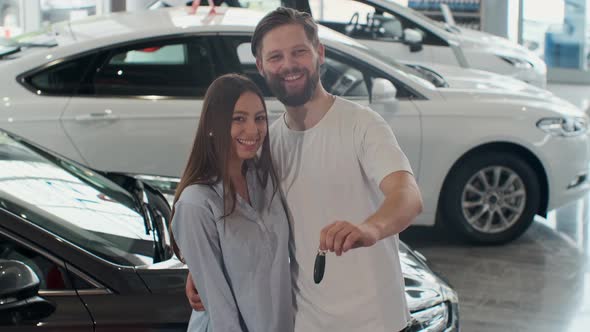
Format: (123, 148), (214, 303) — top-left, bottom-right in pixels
(25, 54), (96, 95)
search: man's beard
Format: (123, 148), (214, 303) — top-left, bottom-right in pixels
(263, 60), (320, 107)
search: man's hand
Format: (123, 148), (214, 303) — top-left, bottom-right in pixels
(186, 272), (205, 311)
(319, 221), (379, 256)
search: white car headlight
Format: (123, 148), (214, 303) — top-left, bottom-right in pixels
(537, 117), (589, 136)
(498, 55), (533, 69)
(407, 302), (450, 332)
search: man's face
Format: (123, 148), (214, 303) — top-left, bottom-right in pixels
(256, 24), (324, 107)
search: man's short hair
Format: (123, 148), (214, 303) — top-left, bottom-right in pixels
(251, 7), (320, 58)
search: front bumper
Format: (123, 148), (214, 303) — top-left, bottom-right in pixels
(542, 133), (590, 210)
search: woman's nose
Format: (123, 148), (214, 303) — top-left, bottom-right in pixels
(245, 120), (258, 134)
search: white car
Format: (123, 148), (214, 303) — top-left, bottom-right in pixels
(0, 7), (587, 244)
(312, 0), (548, 88)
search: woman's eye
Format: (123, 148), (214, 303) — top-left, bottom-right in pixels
(256, 116), (267, 122)
(233, 117), (244, 122)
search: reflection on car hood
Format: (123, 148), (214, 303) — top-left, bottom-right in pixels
(419, 62), (552, 97)
(455, 27), (530, 56)
(454, 27), (544, 65)
(409, 62), (580, 114)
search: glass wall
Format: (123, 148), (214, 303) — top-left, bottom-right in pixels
(522, 0), (588, 74)
(1, 0), (106, 37)
(40, 0), (97, 27)
(0, 0), (23, 37)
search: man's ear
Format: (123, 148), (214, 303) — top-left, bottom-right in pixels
(256, 57), (264, 76)
(317, 43), (325, 65)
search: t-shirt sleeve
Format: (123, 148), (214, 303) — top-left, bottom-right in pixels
(172, 201), (245, 332)
(356, 108), (413, 186)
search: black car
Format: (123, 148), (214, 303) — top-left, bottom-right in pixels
(0, 129), (459, 331)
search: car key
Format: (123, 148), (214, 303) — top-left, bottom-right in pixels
(314, 249), (327, 284)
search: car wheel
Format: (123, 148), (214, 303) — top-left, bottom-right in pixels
(440, 152), (540, 244)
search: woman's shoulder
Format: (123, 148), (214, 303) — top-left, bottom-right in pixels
(176, 183), (220, 210)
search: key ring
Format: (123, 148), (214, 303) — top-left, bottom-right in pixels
(314, 249), (327, 284)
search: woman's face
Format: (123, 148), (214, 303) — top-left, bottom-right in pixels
(230, 91), (268, 163)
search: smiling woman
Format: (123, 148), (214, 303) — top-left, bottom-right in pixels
(230, 91), (268, 164)
(169, 74), (293, 332)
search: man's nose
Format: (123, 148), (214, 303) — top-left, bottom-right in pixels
(282, 54), (298, 70)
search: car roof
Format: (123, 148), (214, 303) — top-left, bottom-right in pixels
(3, 6), (434, 99)
(11, 6), (369, 65)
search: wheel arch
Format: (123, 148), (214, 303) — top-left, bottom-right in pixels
(437, 141), (549, 224)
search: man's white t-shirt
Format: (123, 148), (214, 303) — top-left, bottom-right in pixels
(270, 97), (413, 332)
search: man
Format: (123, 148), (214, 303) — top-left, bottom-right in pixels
(186, 7), (423, 332)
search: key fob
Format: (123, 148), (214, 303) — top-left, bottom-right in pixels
(314, 250), (327, 284)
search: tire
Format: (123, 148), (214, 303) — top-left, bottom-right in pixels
(439, 151), (541, 244)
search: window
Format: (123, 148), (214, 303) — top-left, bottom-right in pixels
(321, 56), (369, 97)
(0, 233), (74, 290)
(309, 0), (447, 46)
(89, 39), (215, 97)
(26, 54), (96, 95)
(232, 40), (273, 97)
(108, 44), (187, 65)
(311, 0), (405, 40)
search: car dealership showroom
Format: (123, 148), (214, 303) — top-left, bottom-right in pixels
(1, 0), (589, 331)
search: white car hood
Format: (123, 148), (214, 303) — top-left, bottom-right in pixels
(424, 63), (552, 98)
(416, 63), (582, 116)
(455, 27), (517, 49)
(452, 27), (542, 63)
(439, 89), (585, 117)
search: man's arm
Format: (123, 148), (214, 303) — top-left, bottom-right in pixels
(320, 170), (423, 255)
(362, 170), (422, 240)
(186, 272), (205, 311)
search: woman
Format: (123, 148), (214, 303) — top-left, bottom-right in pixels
(170, 74), (293, 332)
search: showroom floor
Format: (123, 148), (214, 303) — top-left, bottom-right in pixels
(401, 194), (590, 332)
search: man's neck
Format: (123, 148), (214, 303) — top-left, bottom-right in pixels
(284, 86), (335, 131)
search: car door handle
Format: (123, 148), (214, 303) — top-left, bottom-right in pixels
(74, 111), (119, 122)
(269, 109), (284, 114)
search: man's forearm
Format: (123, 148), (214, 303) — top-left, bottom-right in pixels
(362, 181), (423, 241)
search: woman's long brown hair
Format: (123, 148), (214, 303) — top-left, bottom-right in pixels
(170, 73), (278, 261)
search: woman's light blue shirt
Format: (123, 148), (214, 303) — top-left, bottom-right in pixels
(172, 168), (293, 332)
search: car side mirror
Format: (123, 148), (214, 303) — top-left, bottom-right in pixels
(0, 260), (55, 324)
(371, 78), (399, 110)
(403, 28), (423, 52)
